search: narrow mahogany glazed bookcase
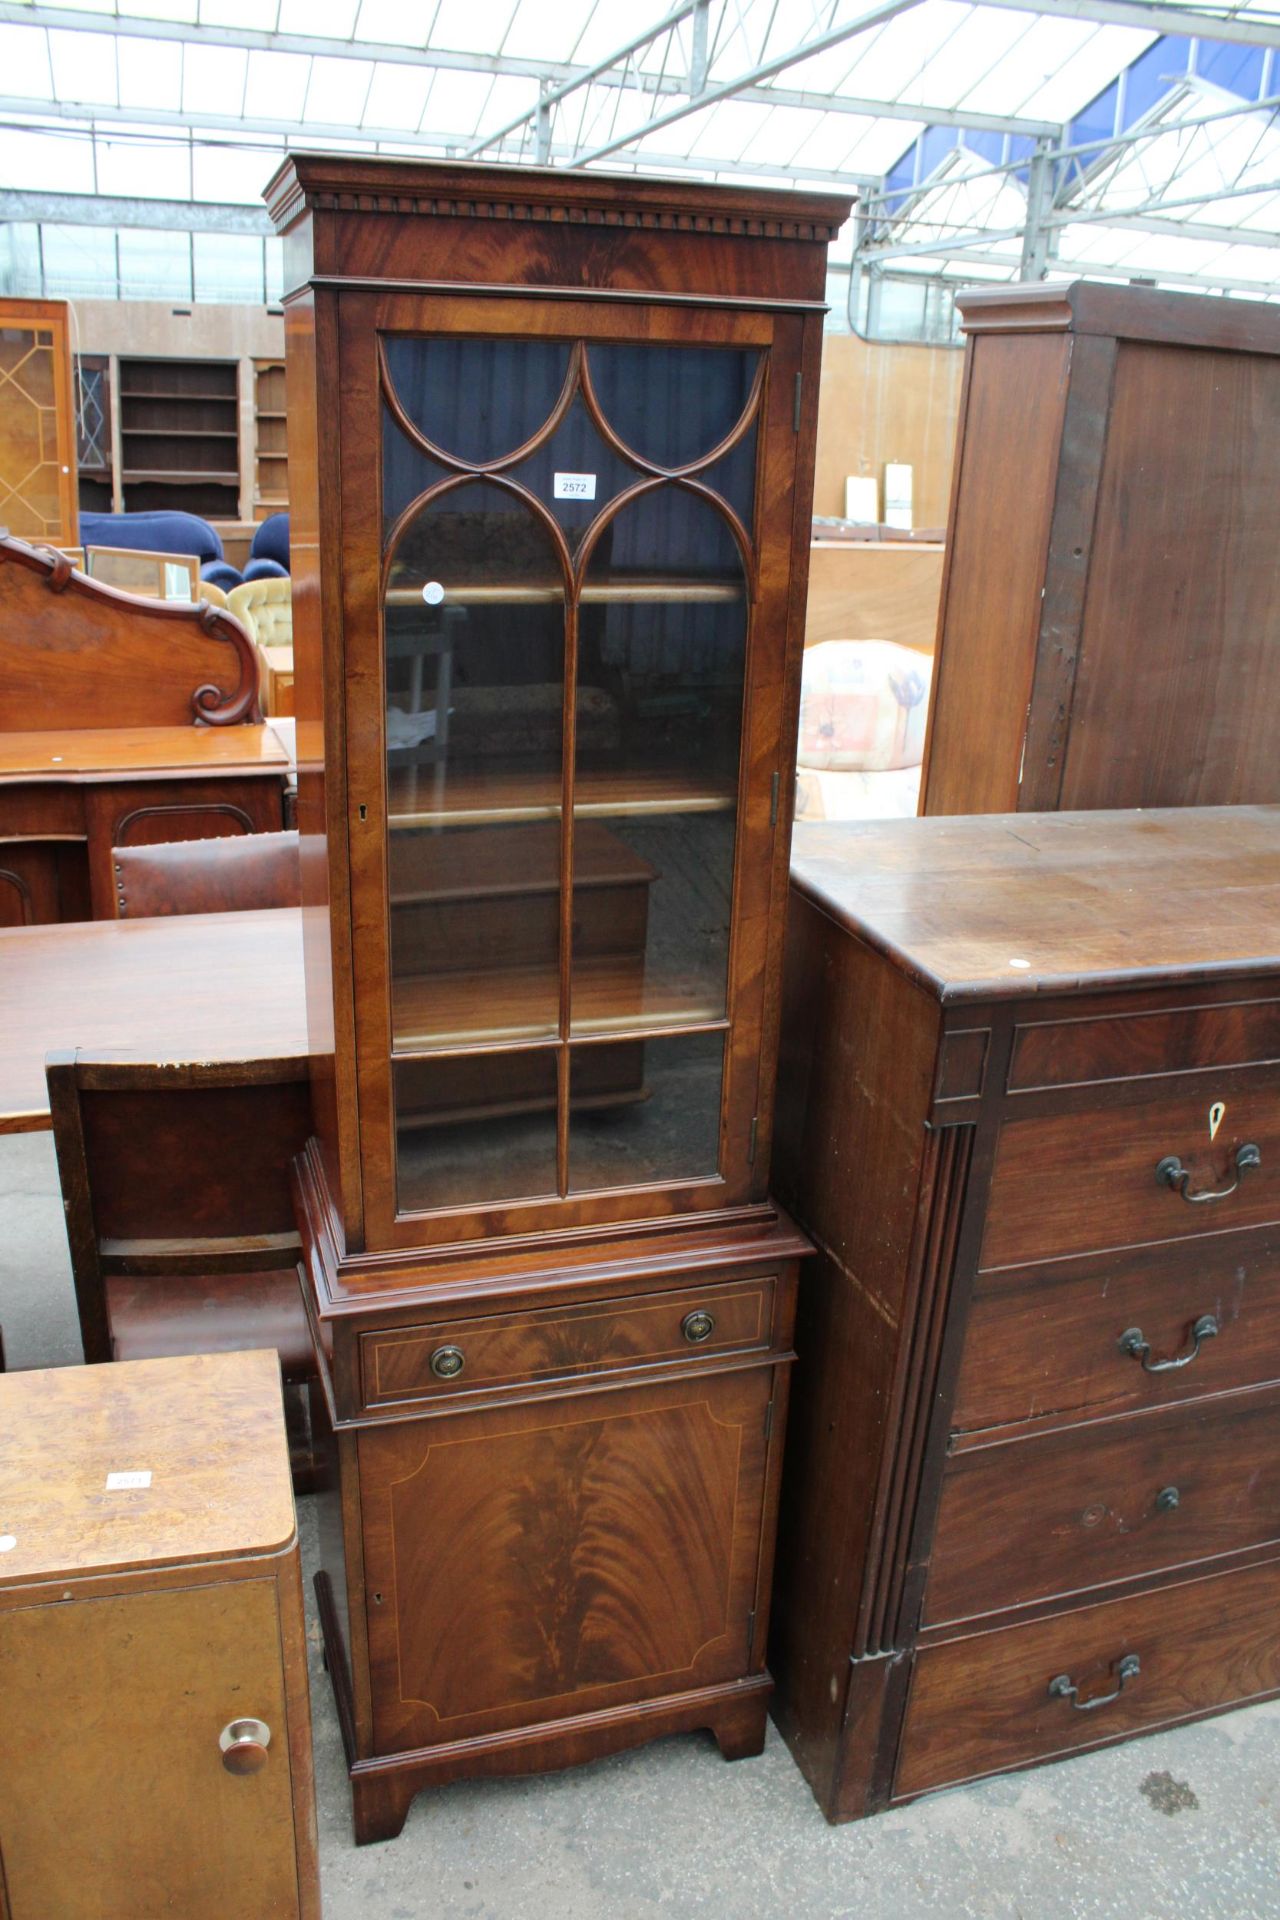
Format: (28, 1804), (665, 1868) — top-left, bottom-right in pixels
(265, 153), (849, 1843)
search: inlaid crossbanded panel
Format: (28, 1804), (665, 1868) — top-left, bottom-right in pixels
(0, 326), (63, 538)
(358, 1368), (770, 1752)
(378, 332), (764, 1219)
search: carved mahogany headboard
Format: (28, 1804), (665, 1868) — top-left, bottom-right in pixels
(0, 531), (262, 729)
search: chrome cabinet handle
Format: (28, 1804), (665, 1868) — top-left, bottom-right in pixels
(1156, 1142), (1260, 1204)
(219, 1717), (271, 1775)
(1119, 1313), (1218, 1373)
(1048, 1653), (1140, 1712)
(430, 1345), (465, 1379)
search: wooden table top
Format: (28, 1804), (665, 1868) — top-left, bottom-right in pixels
(791, 808), (1280, 1002)
(0, 906), (308, 1132)
(0, 1350), (295, 1581)
(0, 724), (291, 783)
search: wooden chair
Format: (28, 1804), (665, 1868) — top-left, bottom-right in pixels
(46, 1052), (319, 1487)
(112, 829), (301, 918)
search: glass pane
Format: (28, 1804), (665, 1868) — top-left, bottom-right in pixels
(568, 1033), (724, 1192)
(0, 326), (61, 538)
(389, 821), (562, 1048)
(510, 392), (640, 555)
(571, 488), (745, 1033)
(382, 335), (572, 466)
(395, 1051), (558, 1212)
(586, 343), (758, 470)
(384, 474), (566, 851)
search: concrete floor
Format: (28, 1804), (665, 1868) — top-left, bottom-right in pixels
(4, 1125), (1280, 1919)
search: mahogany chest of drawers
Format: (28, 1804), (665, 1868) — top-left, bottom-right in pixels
(770, 806), (1280, 1819)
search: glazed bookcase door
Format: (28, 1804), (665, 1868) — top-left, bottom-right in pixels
(338, 293), (804, 1249)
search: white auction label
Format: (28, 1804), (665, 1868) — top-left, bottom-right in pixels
(0, 1535), (15, 1553)
(105, 1471), (152, 1491)
(553, 472), (597, 501)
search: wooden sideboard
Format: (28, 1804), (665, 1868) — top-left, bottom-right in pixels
(920, 282), (1280, 814)
(771, 807), (1280, 1818)
(0, 1349), (319, 1917)
(0, 532), (286, 922)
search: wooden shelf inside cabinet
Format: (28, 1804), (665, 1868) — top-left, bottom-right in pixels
(119, 388), (236, 403)
(392, 955), (724, 1050)
(387, 762), (736, 828)
(387, 578), (742, 608)
(122, 468), (241, 485)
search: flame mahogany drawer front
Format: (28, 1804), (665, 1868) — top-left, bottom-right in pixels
(1007, 997), (1280, 1092)
(898, 1555), (1280, 1800)
(953, 1231), (1280, 1433)
(980, 1074), (1280, 1270)
(924, 1383), (1280, 1628)
(359, 1275), (778, 1410)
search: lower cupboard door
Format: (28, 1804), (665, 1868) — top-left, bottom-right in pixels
(896, 1557), (1280, 1800)
(0, 1579), (300, 1920)
(358, 1368), (773, 1753)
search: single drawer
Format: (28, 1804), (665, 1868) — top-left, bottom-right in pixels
(360, 1276), (777, 1408)
(954, 1231), (1280, 1432)
(897, 1555), (1280, 1800)
(981, 1078), (1280, 1269)
(1008, 997), (1280, 1093)
(924, 1383), (1280, 1627)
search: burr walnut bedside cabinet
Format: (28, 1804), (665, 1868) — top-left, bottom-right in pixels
(0, 1350), (319, 1918)
(771, 806), (1280, 1821)
(266, 151), (850, 1843)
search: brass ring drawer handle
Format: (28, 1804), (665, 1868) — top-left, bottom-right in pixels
(1156, 1142), (1260, 1204)
(1048, 1653), (1140, 1712)
(430, 1345), (465, 1380)
(1119, 1313), (1218, 1373)
(682, 1310), (716, 1344)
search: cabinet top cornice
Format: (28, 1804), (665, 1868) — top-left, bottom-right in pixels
(264, 150), (852, 245)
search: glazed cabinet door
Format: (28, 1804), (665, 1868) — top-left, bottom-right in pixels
(335, 292), (807, 1248)
(357, 1365), (775, 1755)
(0, 1579), (304, 1919)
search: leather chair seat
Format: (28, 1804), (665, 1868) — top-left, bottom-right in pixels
(106, 1265), (314, 1381)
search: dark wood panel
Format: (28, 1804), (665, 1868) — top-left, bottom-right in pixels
(357, 1367), (771, 1753)
(1061, 341), (1280, 809)
(956, 1231), (1280, 1432)
(918, 331), (1071, 815)
(899, 1555), (1280, 1799)
(925, 1384), (1280, 1626)
(1009, 996), (1280, 1090)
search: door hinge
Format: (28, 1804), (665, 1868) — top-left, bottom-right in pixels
(747, 1607), (757, 1649)
(764, 1397), (774, 1442)
(793, 371), (803, 432)
(769, 770), (780, 828)
(749, 1114), (758, 1164)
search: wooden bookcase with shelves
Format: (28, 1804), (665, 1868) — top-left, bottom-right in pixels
(117, 355), (239, 518)
(253, 357), (288, 519)
(268, 152), (849, 1844)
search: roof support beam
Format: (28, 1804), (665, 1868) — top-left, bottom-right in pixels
(0, 189), (272, 233)
(971, 0), (1280, 49)
(0, 114), (878, 197)
(567, 0), (928, 166)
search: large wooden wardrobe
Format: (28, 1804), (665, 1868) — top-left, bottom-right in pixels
(920, 281), (1280, 815)
(266, 152), (850, 1843)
